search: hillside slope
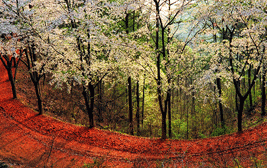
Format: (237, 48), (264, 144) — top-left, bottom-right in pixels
(0, 63), (267, 167)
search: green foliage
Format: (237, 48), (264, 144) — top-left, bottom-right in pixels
(198, 132), (207, 139)
(211, 126), (232, 137)
(170, 119), (189, 139)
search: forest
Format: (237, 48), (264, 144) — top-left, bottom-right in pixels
(1, 0), (267, 144)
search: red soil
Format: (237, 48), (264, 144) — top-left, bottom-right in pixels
(0, 62), (267, 167)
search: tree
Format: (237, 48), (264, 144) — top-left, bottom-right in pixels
(1, 0), (47, 114)
(40, 0), (137, 127)
(0, 46), (22, 99)
(141, 0), (197, 139)
(195, 0), (267, 132)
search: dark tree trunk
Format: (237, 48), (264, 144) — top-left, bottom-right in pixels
(82, 86), (90, 126)
(0, 55), (18, 99)
(34, 82), (43, 115)
(192, 90), (196, 138)
(128, 77), (133, 135)
(136, 81), (140, 135)
(8, 69), (17, 99)
(248, 65), (253, 109)
(98, 80), (103, 122)
(22, 45), (45, 115)
(162, 110), (167, 139)
(214, 85), (219, 127)
(125, 11), (134, 135)
(238, 97), (245, 132)
(82, 84), (95, 128)
(89, 83), (94, 127)
(216, 77), (224, 127)
(262, 63), (266, 116)
(141, 76), (145, 126)
(154, 0), (166, 140)
(168, 90), (172, 138)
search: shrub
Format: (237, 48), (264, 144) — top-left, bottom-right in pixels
(211, 126), (232, 137)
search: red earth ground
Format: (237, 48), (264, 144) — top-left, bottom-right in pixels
(1, 63), (267, 167)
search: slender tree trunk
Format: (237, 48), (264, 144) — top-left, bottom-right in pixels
(34, 82), (42, 115)
(254, 69), (256, 102)
(98, 80), (103, 122)
(248, 65), (253, 109)
(192, 90), (196, 138)
(154, 0), (166, 140)
(136, 81), (140, 135)
(142, 76), (145, 126)
(162, 108), (167, 139)
(82, 84), (94, 128)
(128, 77), (133, 135)
(133, 11), (135, 32)
(213, 86), (218, 127)
(24, 45), (45, 115)
(168, 90), (172, 138)
(216, 77), (224, 127)
(238, 98), (245, 132)
(82, 86), (90, 125)
(7, 67), (17, 99)
(89, 83), (94, 127)
(262, 63), (266, 116)
(235, 81), (240, 114)
(125, 11), (133, 135)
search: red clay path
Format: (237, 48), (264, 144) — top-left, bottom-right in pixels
(0, 62), (267, 167)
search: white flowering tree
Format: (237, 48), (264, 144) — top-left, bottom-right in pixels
(0, 0), (40, 101)
(0, 0), (21, 99)
(130, 0), (201, 139)
(195, 0), (267, 132)
(37, 0), (140, 127)
(0, 0), (51, 114)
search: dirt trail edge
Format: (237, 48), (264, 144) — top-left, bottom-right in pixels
(1, 64), (267, 167)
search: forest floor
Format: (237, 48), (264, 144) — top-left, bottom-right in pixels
(1, 64), (267, 167)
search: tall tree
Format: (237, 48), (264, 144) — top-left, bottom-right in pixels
(196, 0), (267, 132)
(40, 0), (130, 127)
(146, 0), (196, 139)
(0, 49), (21, 99)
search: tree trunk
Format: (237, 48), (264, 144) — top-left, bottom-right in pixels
(192, 90), (196, 138)
(161, 109), (167, 140)
(23, 45), (45, 115)
(136, 81), (140, 135)
(142, 76), (145, 126)
(7, 67), (17, 99)
(89, 83), (94, 127)
(82, 84), (94, 128)
(248, 65), (253, 109)
(128, 77), (133, 135)
(262, 63), (266, 116)
(238, 97), (245, 132)
(34, 82), (43, 115)
(98, 80), (103, 122)
(216, 77), (224, 127)
(168, 91), (172, 138)
(154, 0), (166, 140)
(0, 56), (17, 99)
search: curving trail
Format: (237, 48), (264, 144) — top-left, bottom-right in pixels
(0, 62), (267, 167)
